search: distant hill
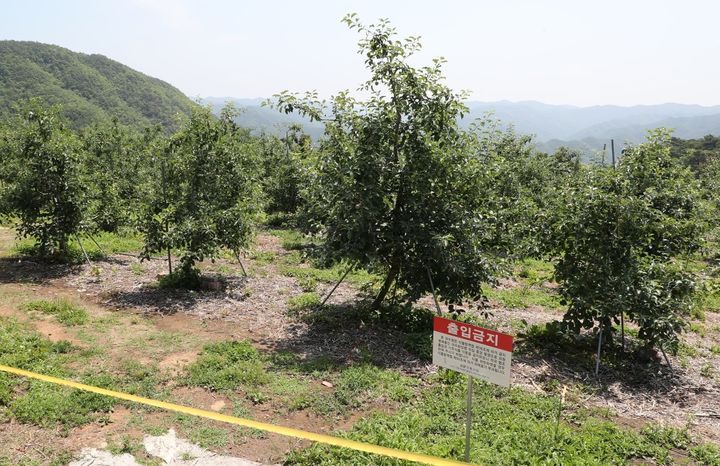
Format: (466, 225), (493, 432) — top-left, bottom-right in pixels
(201, 97), (325, 140)
(0, 40), (195, 129)
(206, 97), (720, 156)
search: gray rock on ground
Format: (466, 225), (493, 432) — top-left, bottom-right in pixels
(69, 429), (267, 466)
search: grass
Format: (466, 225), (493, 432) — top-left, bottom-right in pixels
(485, 286), (564, 311)
(280, 264), (379, 288)
(286, 373), (710, 465)
(267, 228), (312, 251)
(22, 298), (89, 325)
(126, 329), (199, 359)
(175, 416), (230, 448)
(313, 364), (419, 414)
(0, 317), (117, 429)
(287, 292), (321, 313)
(9, 380), (114, 428)
(690, 443), (720, 465)
(186, 340), (270, 391)
(514, 258), (555, 285)
(157, 269), (203, 290)
(10, 229), (143, 263)
(184, 338), (421, 416)
(689, 322), (707, 337)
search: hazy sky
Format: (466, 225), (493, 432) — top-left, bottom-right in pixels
(2, 0), (719, 106)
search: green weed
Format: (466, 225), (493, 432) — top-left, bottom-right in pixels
(22, 298), (88, 325)
(286, 377), (684, 465)
(640, 424), (691, 450)
(287, 292), (321, 313)
(485, 286), (564, 311)
(10, 230), (142, 262)
(700, 363), (716, 378)
(186, 341), (270, 391)
(269, 228), (311, 251)
(690, 443), (720, 465)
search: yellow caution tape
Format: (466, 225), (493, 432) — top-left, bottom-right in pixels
(0, 364), (472, 466)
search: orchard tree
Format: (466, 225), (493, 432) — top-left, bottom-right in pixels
(260, 123), (313, 215)
(80, 118), (144, 232)
(548, 130), (704, 351)
(0, 100), (84, 257)
(466, 121), (580, 259)
(138, 105), (263, 284)
(274, 15), (508, 309)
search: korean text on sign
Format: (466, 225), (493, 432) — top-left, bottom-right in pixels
(432, 316), (513, 387)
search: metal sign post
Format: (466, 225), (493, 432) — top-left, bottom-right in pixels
(432, 316), (514, 463)
(464, 377), (473, 462)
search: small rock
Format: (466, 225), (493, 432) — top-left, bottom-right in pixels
(210, 400), (226, 411)
(321, 381), (333, 388)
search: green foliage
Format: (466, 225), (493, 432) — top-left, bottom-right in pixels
(287, 292), (321, 312)
(485, 286), (564, 311)
(0, 100), (84, 257)
(157, 268), (202, 290)
(22, 298), (88, 326)
(80, 120), (157, 231)
(10, 380), (114, 427)
(669, 134), (720, 174)
(274, 15), (513, 310)
(547, 130), (705, 351)
(138, 105), (264, 282)
(279, 263), (378, 288)
(640, 424), (691, 450)
(0, 40), (195, 130)
(260, 124), (313, 215)
(286, 376), (683, 465)
(186, 340), (270, 391)
(312, 364), (418, 415)
(0, 317), (116, 428)
(0, 318), (70, 374)
(690, 443), (720, 465)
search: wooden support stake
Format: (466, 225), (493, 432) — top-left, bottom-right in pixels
(74, 234), (92, 267)
(321, 265), (353, 306)
(426, 266), (442, 316)
(660, 346), (674, 375)
(85, 233), (107, 257)
(234, 251), (248, 277)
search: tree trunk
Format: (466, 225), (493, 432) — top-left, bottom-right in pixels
(372, 260), (400, 310)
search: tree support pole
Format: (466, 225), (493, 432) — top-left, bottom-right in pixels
(74, 234), (92, 267)
(660, 346), (674, 375)
(321, 264), (354, 306)
(620, 311), (625, 352)
(85, 233), (108, 258)
(234, 251), (248, 277)
(426, 266), (442, 315)
(595, 327), (604, 377)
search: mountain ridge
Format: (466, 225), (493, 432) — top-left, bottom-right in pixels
(203, 97), (720, 154)
(0, 40), (195, 129)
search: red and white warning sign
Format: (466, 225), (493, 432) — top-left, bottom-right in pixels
(432, 316), (513, 387)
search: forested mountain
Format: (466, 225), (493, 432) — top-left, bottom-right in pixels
(0, 41), (195, 129)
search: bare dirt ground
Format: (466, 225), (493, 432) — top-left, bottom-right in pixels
(1, 226), (719, 464)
